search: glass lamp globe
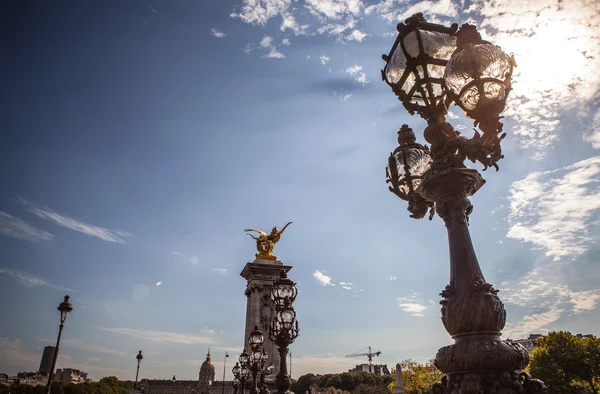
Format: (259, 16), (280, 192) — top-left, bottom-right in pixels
(239, 349), (249, 365)
(232, 362), (241, 377)
(271, 272), (297, 308)
(383, 13), (458, 119)
(444, 24), (515, 120)
(277, 308), (296, 330)
(58, 295), (73, 323)
(249, 325), (264, 347)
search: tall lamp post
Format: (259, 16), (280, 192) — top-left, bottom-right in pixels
(236, 351), (250, 394)
(221, 352), (229, 394)
(269, 272), (299, 394)
(382, 13), (545, 393)
(44, 295), (73, 394)
(134, 350), (143, 390)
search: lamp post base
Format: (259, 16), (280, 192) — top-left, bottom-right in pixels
(430, 370), (546, 394)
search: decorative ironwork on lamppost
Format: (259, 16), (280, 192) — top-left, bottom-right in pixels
(382, 13), (546, 394)
(134, 351), (144, 390)
(232, 362), (242, 394)
(269, 272), (299, 394)
(44, 295), (73, 394)
(258, 356), (274, 394)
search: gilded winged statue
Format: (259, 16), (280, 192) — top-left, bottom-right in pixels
(244, 222), (293, 260)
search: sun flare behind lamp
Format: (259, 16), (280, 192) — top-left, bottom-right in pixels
(381, 13), (545, 394)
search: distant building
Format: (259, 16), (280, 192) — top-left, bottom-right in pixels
(54, 368), (87, 384)
(39, 346), (56, 375)
(348, 364), (390, 376)
(140, 350), (234, 394)
(510, 334), (544, 353)
(15, 372), (47, 386)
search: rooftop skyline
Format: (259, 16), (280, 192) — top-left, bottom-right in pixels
(1, 0), (599, 382)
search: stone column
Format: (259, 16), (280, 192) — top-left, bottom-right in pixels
(240, 258), (292, 388)
(393, 363), (405, 394)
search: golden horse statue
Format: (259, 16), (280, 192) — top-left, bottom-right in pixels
(244, 222), (293, 261)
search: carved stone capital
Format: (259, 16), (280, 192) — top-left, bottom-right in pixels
(417, 167), (485, 204)
(435, 340), (528, 374)
(440, 279), (506, 337)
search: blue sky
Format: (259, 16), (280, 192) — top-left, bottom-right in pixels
(1, 0), (599, 382)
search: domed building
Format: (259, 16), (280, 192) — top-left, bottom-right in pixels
(139, 350), (234, 394)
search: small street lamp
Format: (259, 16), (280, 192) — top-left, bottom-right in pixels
(44, 295), (73, 394)
(247, 326), (273, 394)
(381, 13), (546, 393)
(221, 352), (229, 394)
(232, 362), (242, 394)
(269, 272), (299, 394)
(134, 351), (143, 390)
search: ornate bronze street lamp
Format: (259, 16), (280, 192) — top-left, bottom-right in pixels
(134, 350), (144, 390)
(232, 363), (242, 394)
(44, 295), (73, 394)
(247, 325), (269, 394)
(382, 13), (545, 394)
(269, 272), (299, 394)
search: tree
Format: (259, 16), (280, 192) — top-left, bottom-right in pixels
(527, 331), (600, 394)
(291, 373), (319, 394)
(353, 384), (389, 394)
(387, 359), (443, 394)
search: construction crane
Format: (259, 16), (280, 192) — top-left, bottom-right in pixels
(345, 346), (381, 367)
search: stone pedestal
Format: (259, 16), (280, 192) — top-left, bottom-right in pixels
(240, 258), (292, 387)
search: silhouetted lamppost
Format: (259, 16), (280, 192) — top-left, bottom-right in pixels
(44, 295), (73, 394)
(134, 351), (143, 390)
(236, 351), (250, 394)
(269, 272), (299, 394)
(382, 13), (545, 393)
(221, 352), (229, 394)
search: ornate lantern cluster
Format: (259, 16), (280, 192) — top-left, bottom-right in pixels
(382, 13), (517, 198)
(380, 12), (546, 394)
(269, 272), (299, 394)
(233, 327), (274, 394)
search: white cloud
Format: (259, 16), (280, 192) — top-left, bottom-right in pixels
(212, 268), (228, 275)
(507, 156), (600, 261)
(396, 293), (432, 317)
(305, 0), (362, 21)
(319, 55), (330, 65)
(102, 327), (217, 345)
(345, 65), (369, 85)
(570, 289), (600, 313)
(313, 270), (334, 286)
(333, 92), (354, 102)
(148, 4), (157, 13)
(281, 38), (291, 46)
(339, 281), (353, 290)
(263, 47), (286, 59)
(190, 256), (200, 264)
(0, 267), (73, 292)
(172, 251), (185, 257)
(210, 28), (226, 38)
(39, 338), (127, 356)
(19, 199), (131, 243)
(584, 108), (600, 149)
(386, 276), (397, 281)
(345, 29), (367, 41)
(503, 307), (564, 339)
(0, 211), (54, 243)
(260, 35), (274, 48)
